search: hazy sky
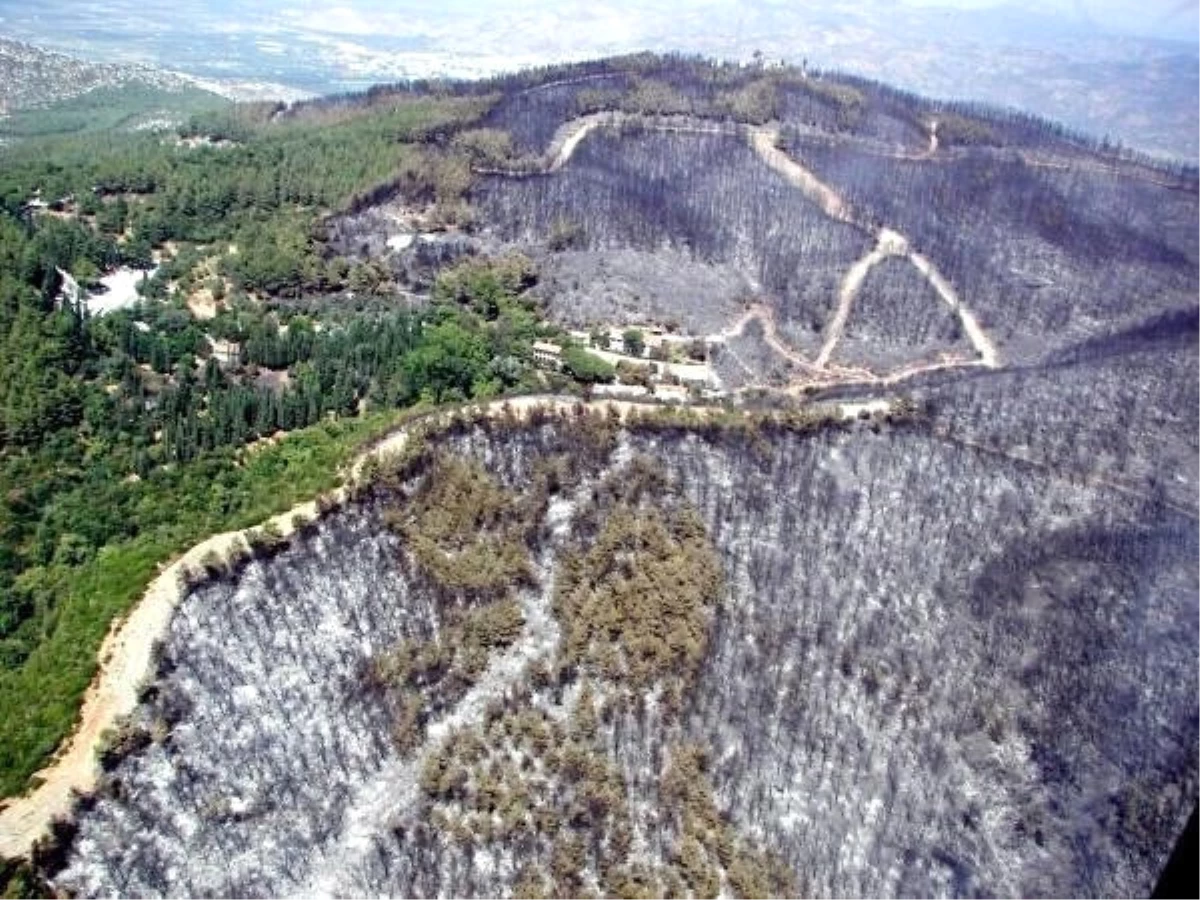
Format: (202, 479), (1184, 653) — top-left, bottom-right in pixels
(0, 1), (1195, 46)
(904, 0), (1197, 39)
(257, 0), (1198, 43)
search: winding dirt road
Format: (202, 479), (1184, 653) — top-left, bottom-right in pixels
(740, 125), (999, 374)
(546, 113), (615, 172)
(15, 392), (836, 863)
(717, 301), (987, 395)
(909, 250), (999, 367)
(722, 304), (820, 374)
(815, 228), (910, 368)
(750, 128), (851, 222)
(0, 500), (326, 858)
(533, 113), (1185, 386)
(3, 383), (918, 861)
(3, 101), (1184, 864)
(498, 112), (1001, 383)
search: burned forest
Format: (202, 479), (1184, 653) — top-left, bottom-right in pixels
(2, 53), (1196, 900)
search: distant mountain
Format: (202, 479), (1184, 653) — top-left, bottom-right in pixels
(0, 1), (1195, 158)
(0, 39), (228, 142)
(0, 37), (194, 112)
(0, 38), (311, 117)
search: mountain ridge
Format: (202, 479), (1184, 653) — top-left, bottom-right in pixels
(0, 37), (310, 115)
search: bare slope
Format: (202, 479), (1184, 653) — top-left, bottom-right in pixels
(471, 127), (871, 351)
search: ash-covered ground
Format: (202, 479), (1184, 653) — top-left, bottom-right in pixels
(56, 399), (1197, 897)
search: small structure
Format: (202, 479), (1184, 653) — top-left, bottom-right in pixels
(208, 336), (242, 368)
(55, 267), (83, 309)
(532, 340), (563, 370)
(593, 383), (649, 399)
(654, 384), (690, 404)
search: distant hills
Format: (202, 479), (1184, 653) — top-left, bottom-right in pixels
(0, 37), (195, 112)
(0, 38), (318, 142)
(0, 0), (1196, 159)
(0, 37), (315, 114)
(0, 39), (224, 141)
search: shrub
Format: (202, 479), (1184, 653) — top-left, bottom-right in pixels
(562, 346), (615, 384)
(96, 721), (152, 771)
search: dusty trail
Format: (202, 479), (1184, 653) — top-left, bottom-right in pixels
(1, 388), (904, 864)
(502, 112), (1182, 391)
(750, 128), (852, 222)
(490, 108), (1193, 199)
(909, 251), (999, 367)
(0, 499), (325, 858)
(1014, 152), (1194, 190)
(547, 115), (743, 171)
(776, 121), (1192, 191)
(815, 228), (910, 368)
(662, 122), (991, 372)
(546, 112), (614, 172)
(720, 304), (820, 373)
(480, 111), (1005, 390)
(742, 126), (998, 372)
(719, 303), (1000, 396)
(717, 300), (982, 394)
(479, 112), (740, 177)
(557, 112), (1193, 190)
(490, 113), (1004, 382)
(517, 71), (630, 97)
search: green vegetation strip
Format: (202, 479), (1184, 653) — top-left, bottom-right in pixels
(0, 85), (229, 140)
(416, 453), (793, 898)
(0, 411), (406, 798)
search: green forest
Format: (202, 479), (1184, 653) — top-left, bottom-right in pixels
(0, 83), (228, 141)
(0, 87), (606, 798)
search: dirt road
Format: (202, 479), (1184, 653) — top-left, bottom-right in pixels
(488, 111), (1004, 389)
(815, 229), (910, 368)
(0, 396), (716, 859)
(750, 128), (852, 222)
(0, 500), (322, 859)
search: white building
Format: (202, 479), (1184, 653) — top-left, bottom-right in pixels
(532, 341), (563, 370)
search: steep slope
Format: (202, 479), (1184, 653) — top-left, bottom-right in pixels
(2, 53), (1196, 900)
(472, 127), (871, 356)
(51, 402), (1197, 898)
(795, 139), (1198, 367)
(835, 256), (975, 370)
(328, 56), (1195, 394)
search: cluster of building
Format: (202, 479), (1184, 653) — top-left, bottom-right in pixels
(531, 323), (722, 402)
